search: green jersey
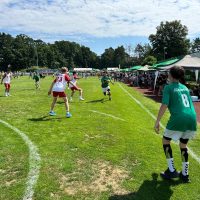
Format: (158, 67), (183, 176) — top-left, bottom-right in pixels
(162, 82), (197, 132)
(33, 74), (40, 82)
(101, 76), (111, 88)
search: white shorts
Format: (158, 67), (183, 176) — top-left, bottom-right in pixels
(163, 129), (196, 141)
(102, 86), (110, 93)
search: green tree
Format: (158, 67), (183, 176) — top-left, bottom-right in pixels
(191, 38), (200, 53)
(149, 20), (190, 60)
(101, 48), (115, 68)
(142, 55), (157, 66)
(114, 46), (127, 68)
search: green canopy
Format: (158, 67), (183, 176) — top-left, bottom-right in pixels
(130, 66), (143, 70)
(152, 58), (180, 69)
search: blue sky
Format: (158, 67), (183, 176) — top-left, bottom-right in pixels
(0, 0), (200, 55)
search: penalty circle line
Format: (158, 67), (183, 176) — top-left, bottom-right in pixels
(118, 83), (200, 164)
(0, 119), (41, 200)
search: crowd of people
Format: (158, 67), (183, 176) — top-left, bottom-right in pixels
(106, 70), (200, 99)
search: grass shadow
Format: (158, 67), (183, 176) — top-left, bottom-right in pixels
(28, 115), (64, 122)
(86, 98), (109, 104)
(109, 173), (183, 200)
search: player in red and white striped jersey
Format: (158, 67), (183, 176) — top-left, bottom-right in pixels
(48, 67), (77, 118)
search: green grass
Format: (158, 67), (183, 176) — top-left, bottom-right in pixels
(0, 76), (200, 200)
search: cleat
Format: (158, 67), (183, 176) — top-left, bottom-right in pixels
(160, 168), (180, 179)
(180, 173), (191, 183)
(79, 97), (84, 101)
(66, 112), (72, 118)
(49, 111), (56, 116)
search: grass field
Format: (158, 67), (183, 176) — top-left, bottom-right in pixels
(0, 76), (200, 200)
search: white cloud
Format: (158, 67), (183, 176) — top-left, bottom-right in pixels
(0, 0), (200, 39)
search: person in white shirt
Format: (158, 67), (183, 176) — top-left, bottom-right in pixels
(1, 69), (12, 96)
(69, 71), (84, 102)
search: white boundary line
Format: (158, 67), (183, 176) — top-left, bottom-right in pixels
(118, 83), (200, 164)
(0, 119), (41, 200)
(90, 110), (126, 122)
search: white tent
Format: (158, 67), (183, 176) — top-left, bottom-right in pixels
(161, 55), (200, 70)
(107, 67), (120, 71)
(158, 54), (200, 83)
(73, 68), (93, 72)
(137, 65), (151, 71)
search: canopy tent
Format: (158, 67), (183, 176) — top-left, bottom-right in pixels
(160, 55), (200, 70)
(120, 68), (131, 72)
(107, 67), (120, 71)
(152, 58), (180, 69)
(92, 69), (100, 72)
(137, 65), (152, 71)
(73, 68), (93, 72)
(130, 65), (143, 71)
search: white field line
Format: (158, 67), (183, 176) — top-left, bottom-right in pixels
(90, 110), (126, 122)
(0, 119), (41, 200)
(118, 83), (200, 164)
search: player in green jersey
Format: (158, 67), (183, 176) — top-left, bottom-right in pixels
(101, 71), (114, 100)
(154, 66), (197, 183)
(33, 72), (40, 89)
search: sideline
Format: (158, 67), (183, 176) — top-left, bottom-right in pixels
(0, 119), (41, 200)
(90, 110), (126, 122)
(118, 83), (200, 164)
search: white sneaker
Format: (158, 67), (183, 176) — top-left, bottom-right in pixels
(79, 97), (84, 101)
(5, 93), (8, 97)
(69, 98), (73, 102)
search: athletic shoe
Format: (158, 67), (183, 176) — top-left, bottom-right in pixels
(5, 93), (8, 97)
(49, 111), (56, 116)
(79, 97), (84, 101)
(180, 173), (191, 183)
(160, 168), (180, 179)
(69, 98), (73, 102)
(66, 112), (72, 118)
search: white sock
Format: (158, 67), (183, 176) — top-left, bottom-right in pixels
(182, 162), (189, 176)
(167, 158), (175, 172)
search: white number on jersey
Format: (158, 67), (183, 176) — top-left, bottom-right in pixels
(181, 94), (190, 108)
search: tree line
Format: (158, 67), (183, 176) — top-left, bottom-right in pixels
(0, 20), (200, 71)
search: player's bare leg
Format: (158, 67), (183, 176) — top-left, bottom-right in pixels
(70, 90), (75, 102)
(49, 97), (57, 116)
(63, 97), (72, 118)
(78, 88), (84, 101)
(107, 90), (111, 100)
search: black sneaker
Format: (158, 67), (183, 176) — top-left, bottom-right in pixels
(180, 173), (191, 183)
(160, 168), (180, 179)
